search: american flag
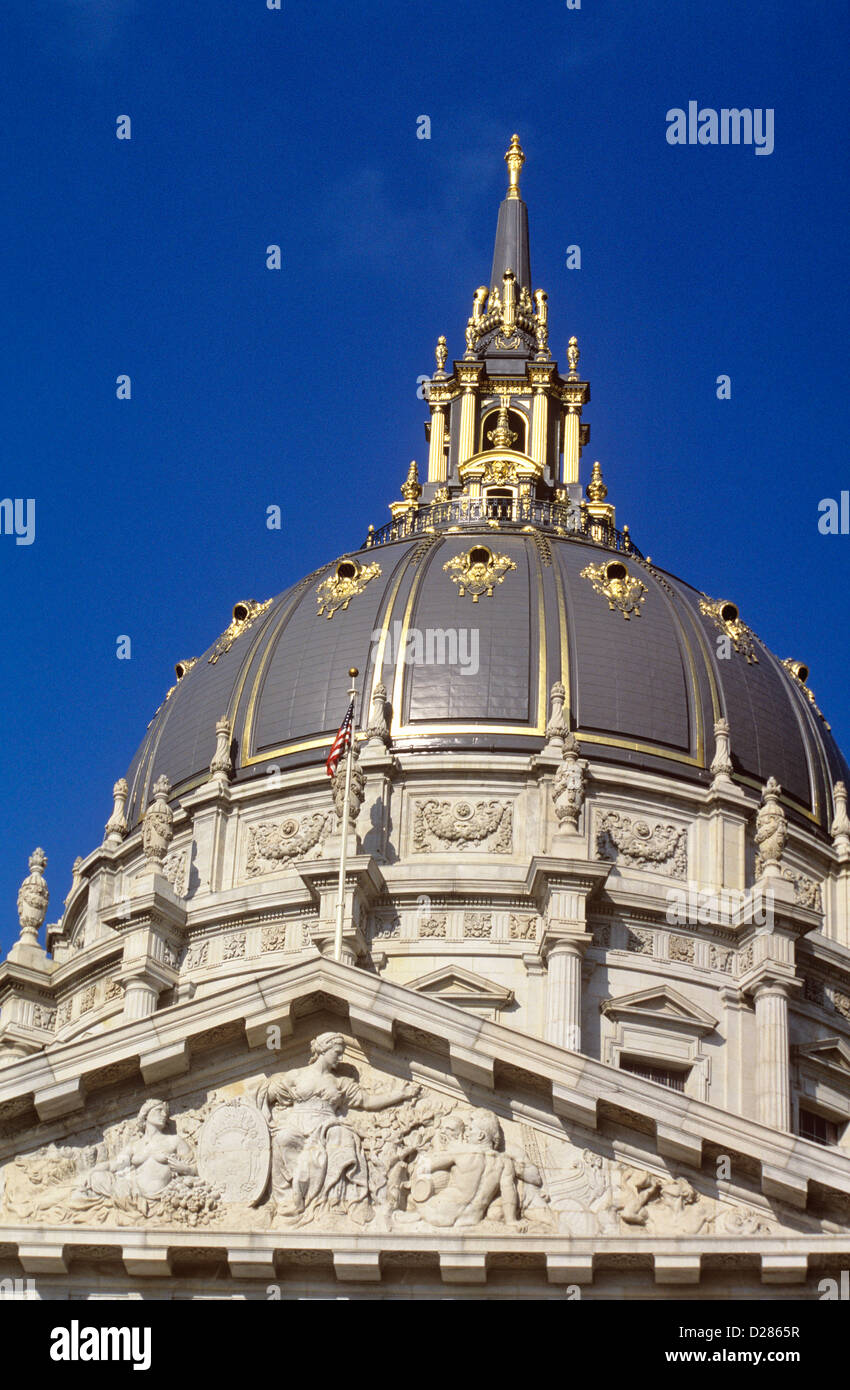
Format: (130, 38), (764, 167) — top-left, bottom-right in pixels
(325, 698), (355, 778)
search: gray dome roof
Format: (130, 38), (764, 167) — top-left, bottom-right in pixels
(124, 525), (849, 834)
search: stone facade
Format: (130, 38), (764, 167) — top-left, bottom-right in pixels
(2, 137), (849, 1300)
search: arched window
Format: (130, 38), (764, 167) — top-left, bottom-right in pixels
(480, 407), (527, 454)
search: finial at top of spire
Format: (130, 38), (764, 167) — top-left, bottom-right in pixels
(505, 134), (525, 201)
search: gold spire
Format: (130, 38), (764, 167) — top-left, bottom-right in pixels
(584, 461), (616, 536)
(505, 134), (525, 201)
(586, 461), (608, 503)
(567, 335), (580, 378)
(400, 459), (422, 503)
(435, 335), (447, 373)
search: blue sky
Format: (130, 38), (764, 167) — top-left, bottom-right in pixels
(1, 0), (848, 950)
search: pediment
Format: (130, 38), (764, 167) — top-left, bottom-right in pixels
(0, 953), (848, 1274)
(795, 1037), (850, 1076)
(601, 984), (717, 1034)
(405, 964), (514, 1009)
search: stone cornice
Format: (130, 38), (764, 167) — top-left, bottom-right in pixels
(0, 1224), (846, 1288)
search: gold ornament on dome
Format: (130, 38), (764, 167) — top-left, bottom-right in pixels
(781, 659), (830, 728)
(581, 560), (647, 620)
(482, 456), (519, 487)
(443, 545), (516, 602)
(147, 655), (199, 726)
(208, 599), (273, 664)
(699, 597), (759, 664)
(435, 336), (448, 372)
(316, 558), (381, 619)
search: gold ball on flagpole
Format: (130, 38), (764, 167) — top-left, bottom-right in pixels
(349, 668), (359, 678)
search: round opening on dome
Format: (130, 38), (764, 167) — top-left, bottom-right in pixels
(175, 661), (190, 680)
(720, 602), (739, 624)
(336, 560), (358, 581)
(469, 546), (492, 567)
(605, 561), (627, 582)
(792, 662), (810, 683)
(232, 602), (250, 622)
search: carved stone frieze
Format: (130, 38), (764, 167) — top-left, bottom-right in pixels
(413, 799), (513, 854)
(371, 916), (400, 941)
(261, 925), (288, 953)
(509, 914), (538, 942)
(780, 866), (822, 911)
(625, 927), (654, 956)
(163, 850), (187, 898)
(710, 945), (734, 974)
(463, 912), (493, 939)
(246, 812), (332, 878)
(0, 1033), (827, 1241)
(418, 916), (447, 939)
(668, 934), (695, 964)
(596, 810), (687, 879)
(832, 989), (850, 1023)
(183, 941), (209, 971)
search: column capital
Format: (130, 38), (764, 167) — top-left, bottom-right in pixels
(540, 925), (592, 962)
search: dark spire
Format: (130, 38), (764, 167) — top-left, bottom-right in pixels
(489, 135), (531, 292)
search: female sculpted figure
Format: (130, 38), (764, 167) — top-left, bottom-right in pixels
(256, 1032), (418, 1223)
(74, 1098), (195, 1207)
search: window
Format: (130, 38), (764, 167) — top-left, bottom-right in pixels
(619, 1056), (688, 1092)
(798, 1108), (839, 1147)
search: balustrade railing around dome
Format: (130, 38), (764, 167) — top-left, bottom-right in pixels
(362, 496), (642, 557)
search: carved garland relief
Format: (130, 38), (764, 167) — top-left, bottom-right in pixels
(246, 812), (333, 878)
(596, 810), (688, 879)
(412, 799), (513, 854)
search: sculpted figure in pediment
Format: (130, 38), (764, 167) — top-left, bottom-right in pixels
(256, 1032), (419, 1224)
(396, 1109), (546, 1230)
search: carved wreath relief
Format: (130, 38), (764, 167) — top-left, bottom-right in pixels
(413, 799), (513, 854)
(0, 1032), (821, 1239)
(246, 812), (332, 878)
(596, 810), (687, 879)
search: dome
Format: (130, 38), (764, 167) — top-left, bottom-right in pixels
(121, 131), (849, 842)
(125, 512), (848, 834)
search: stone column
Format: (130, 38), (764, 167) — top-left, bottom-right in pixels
(122, 976), (161, 1021)
(562, 407), (580, 485)
(753, 980), (792, 1131)
(544, 938), (585, 1052)
(427, 404), (447, 482)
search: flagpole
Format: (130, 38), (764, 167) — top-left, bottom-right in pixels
(333, 667), (359, 963)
